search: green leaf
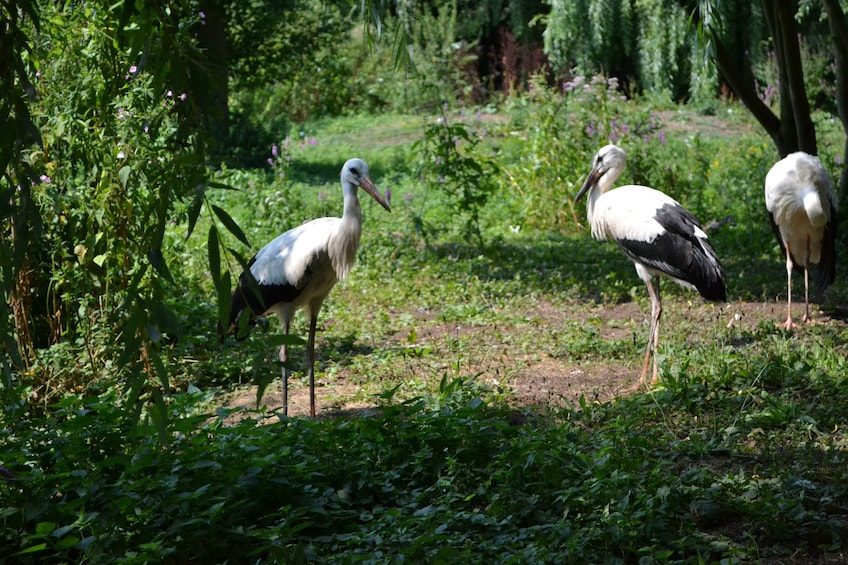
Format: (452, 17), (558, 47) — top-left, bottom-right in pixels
(211, 204), (250, 247)
(12, 543), (48, 556)
(208, 226), (221, 283)
(267, 334), (306, 348)
(118, 165), (131, 187)
(185, 190), (204, 239)
(209, 226), (232, 334)
(147, 248), (174, 283)
(147, 323), (161, 343)
(35, 522), (56, 535)
(149, 388), (169, 445)
(51, 525), (74, 538)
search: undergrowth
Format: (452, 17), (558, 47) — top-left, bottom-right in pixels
(2, 358), (847, 562)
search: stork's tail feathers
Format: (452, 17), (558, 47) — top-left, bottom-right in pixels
(219, 273), (264, 341)
(692, 240), (727, 302)
(815, 211), (838, 299)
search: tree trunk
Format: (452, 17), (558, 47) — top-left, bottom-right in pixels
(823, 0), (848, 206)
(763, 0), (817, 155)
(709, 33), (781, 142)
(684, 0), (818, 158)
(195, 0), (229, 144)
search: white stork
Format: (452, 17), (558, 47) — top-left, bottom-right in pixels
(226, 158), (391, 417)
(574, 144), (726, 386)
(765, 151), (837, 328)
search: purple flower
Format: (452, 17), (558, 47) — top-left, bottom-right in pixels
(179, 92), (187, 101)
(129, 65), (137, 74)
(271, 145), (278, 156)
(310, 137), (317, 146)
(267, 157), (274, 166)
(39, 175), (51, 184)
(659, 130), (666, 145)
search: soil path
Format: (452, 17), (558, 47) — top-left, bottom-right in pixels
(220, 299), (824, 419)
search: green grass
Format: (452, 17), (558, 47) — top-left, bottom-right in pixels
(3, 99), (848, 563)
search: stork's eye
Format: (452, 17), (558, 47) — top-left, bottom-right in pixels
(350, 168), (360, 176)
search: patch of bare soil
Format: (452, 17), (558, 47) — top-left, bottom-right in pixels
(220, 298), (834, 421)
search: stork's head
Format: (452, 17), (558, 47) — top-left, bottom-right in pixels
(574, 144), (627, 203)
(342, 158), (391, 212)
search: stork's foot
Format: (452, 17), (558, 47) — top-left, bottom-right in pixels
(632, 369), (659, 392)
(780, 319), (798, 330)
(650, 368), (660, 385)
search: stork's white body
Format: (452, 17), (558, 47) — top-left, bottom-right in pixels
(250, 216), (361, 325)
(227, 158), (390, 417)
(765, 151), (837, 327)
(575, 145), (726, 386)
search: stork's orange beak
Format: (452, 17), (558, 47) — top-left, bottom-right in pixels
(359, 176), (391, 212)
(575, 166), (602, 203)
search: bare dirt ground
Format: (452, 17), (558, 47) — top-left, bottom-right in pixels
(221, 297), (836, 420)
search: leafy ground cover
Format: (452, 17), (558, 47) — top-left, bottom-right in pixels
(3, 92), (848, 563)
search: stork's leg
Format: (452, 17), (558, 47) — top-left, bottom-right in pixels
(649, 278), (662, 384)
(640, 277), (662, 387)
(280, 320), (291, 417)
(802, 264), (812, 323)
(306, 315), (318, 418)
(782, 245), (796, 329)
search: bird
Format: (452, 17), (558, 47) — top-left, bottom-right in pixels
(764, 151), (837, 328)
(574, 144), (726, 386)
(225, 158), (391, 417)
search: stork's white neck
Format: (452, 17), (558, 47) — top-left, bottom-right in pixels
(341, 182), (363, 225)
(586, 167), (619, 223)
(331, 181), (364, 280)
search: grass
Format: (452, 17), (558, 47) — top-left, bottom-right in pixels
(3, 99), (848, 563)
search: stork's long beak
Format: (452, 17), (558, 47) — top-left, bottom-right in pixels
(359, 176), (391, 212)
(574, 166), (602, 203)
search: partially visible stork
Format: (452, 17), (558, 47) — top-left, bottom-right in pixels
(225, 158), (391, 417)
(765, 151), (837, 328)
(574, 144), (726, 386)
